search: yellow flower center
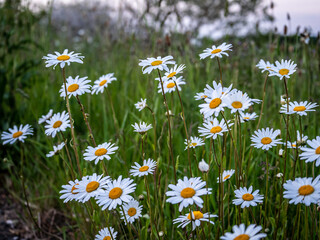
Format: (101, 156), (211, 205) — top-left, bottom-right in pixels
(298, 185), (314, 196)
(243, 117), (250, 120)
(109, 187), (123, 199)
(95, 148), (107, 156)
(57, 55), (70, 61)
(211, 49), (221, 54)
(139, 166), (149, 172)
(53, 120), (62, 128)
(223, 174), (230, 180)
(99, 80), (107, 86)
(167, 72), (176, 78)
(209, 98), (222, 109)
(128, 207), (137, 217)
(151, 60), (163, 66)
(316, 146), (320, 154)
(180, 187), (196, 198)
(67, 83), (79, 92)
(187, 211), (204, 220)
(191, 142), (197, 146)
(201, 95), (208, 99)
(12, 131), (23, 138)
(292, 144), (296, 147)
(261, 137), (272, 145)
(279, 68), (289, 75)
(71, 183), (79, 194)
(293, 106), (306, 112)
(232, 101), (243, 109)
(234, 234), (250, 240)
(86, 181), (100, 193)
(242, 193), (254, 201)
(210, 126), (222, 134)
(167, 82), (176, 88)
(103, 237), (111, 240)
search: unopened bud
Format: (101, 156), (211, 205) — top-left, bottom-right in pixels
(139, 194), (144, 201)
(279, 149), (284, 157)
(159, 231), (164, 237)
(276, 173), (283, 178)
(198, 159), (209, 173)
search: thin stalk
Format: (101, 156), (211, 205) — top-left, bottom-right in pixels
(146, 106), (157, 161)
(106, 88), (120, 136)
(120, 205), (134, 239)
(248, 207), (257, 224)
(141, 135), (145, 160)
(263, 151), (269, 230)
(60, 132), (75, 179)
(256, 73), (269, 130)
(62, 68), (81, 177)
(216, 58), (223, 87)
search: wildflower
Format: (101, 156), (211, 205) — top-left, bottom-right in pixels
(287, 130), (308, 149)
(199, 43), (232, 60)
(256, 59), (275, 73)
(1, 124), (33, 145)
(232, 186), (264, 208)
(300, 136), (320, 166)
(225, 90), (253, 113)
(283, 176), (320, 206)
(251, 128), (282, 151)
(203, 81), (234, 97)
(59, 76), (91, 98)
(94, 227), (118, 240)
(199, 89), (228, 118)
(173, 211), (217, 230)
(184, 136), (204, 150)
(91, 73), (117, 95)
(220, 224), (267, 240)
(134, 98), (147, 111)
(158, 76), (186, 94)
(132, 122), (152, 135)
(46, 142), (65, 157)
(38, 109), (53, 124)
(217, 169), (235, 183)
(198, 159), (209, 173)
(276, 173), (283, 178)
(75, 173), (110, 203)
(84, 142), (119, 165)
(269, 59), (297, 80)
(130, 159), (157, 177)
(139, 56), (175, 74)
(45, 111), (70, 138)
(240, 112), (258, 123)
(166, 176), (211, 212)
(59, 178), (83, 203)
(164, 64), (186, 79)
(194, 92), (208, 101)
(42, 49), (84, 69)
(280, 101), (318, 116)
(96, 176), (136, 210)
(121, 199), (142, 224)
(198, 118), (230, 140)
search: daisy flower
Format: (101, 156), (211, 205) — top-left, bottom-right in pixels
(240, 112), (258, 123)
(225, 90), (253, 113)
(158, 76), (186, 94)
(217, 169), (235, 183)
(199, 89), (228, 118)
(130, 158), (157, 177)
(164, 64), (186, 79)
(184, 136), (205, 150)
(139, 56), (175, 74)
(59, 178), (84, 203)
(42, 49), (84, 69)
(232, 186), (264, 208)
(198, 118), (230, 140)
(38, 109), (53, 124)
(280, 101), (318, 116)
(75, 173), (110, 203)
(199, 42), (232, 59)
(280, 95), (290, 105)
(220, 224), (267, 240)
(173, 211), (217, 230)
(198, 159), (209, 173)
(166, 176), (211, 212)
(132, 122), (152, 135)
(251, 128), (282, 151)
(1, 124), (33, 145)
(287, 130), (308, 149)
(95, 227), (118, 240)
(283, 176), (320, 206)
(84, 142), (119, 165)
(300, 136), (320, 166)
(203, 81), (234, 98)
(134, 98), (147, 111)
(59, 76), (91, 98)
(269, 59), (297, 80)
(45, 111), (70, 138)
(194, 92), (209, 101)
(256, 59), (275, 73)
(46, 142), (65, 157)
(96, 176), (136, 210)
(91, 73), (117, 95)
(121, 199), (142, 224)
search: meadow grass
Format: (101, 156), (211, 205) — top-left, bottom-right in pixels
(1, 3), (320, 239)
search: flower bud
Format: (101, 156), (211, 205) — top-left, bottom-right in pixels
(276, 173), (283, 178)
(279, 149), (284, 157)
(198, 159), (209, 173)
